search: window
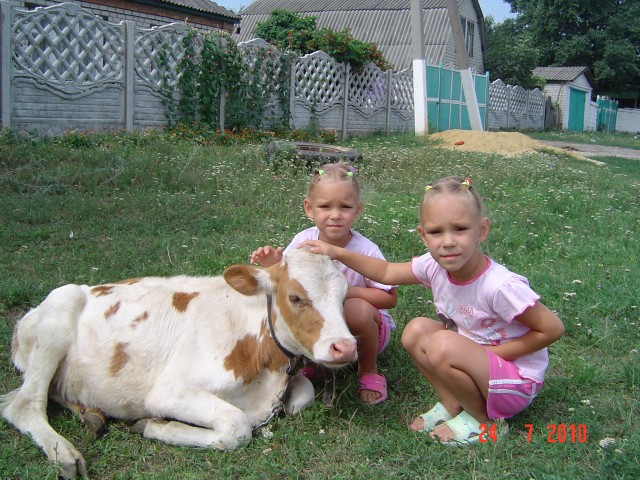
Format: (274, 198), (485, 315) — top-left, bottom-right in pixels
(460, 17), (475, 58)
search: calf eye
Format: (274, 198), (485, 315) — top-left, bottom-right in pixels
(288, 294), (301, 304)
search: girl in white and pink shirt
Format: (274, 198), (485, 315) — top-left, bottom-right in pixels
(302, 176), (564, 446)
(251, 163), (397, 405)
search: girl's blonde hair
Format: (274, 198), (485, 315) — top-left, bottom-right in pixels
(420, 176), (485, 223)
(307, 162), (361, 200)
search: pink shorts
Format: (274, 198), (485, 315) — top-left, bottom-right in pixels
(485, 348), (542, 420)
(377, 315), (391, 354)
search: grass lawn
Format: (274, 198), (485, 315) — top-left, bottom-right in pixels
(1, 129), (638, 479)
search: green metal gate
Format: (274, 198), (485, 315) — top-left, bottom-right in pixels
(596, 96), (618, 133)
(425, 62), (489, 132)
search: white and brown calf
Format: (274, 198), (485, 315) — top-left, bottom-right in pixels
(1, 248), (356, 479)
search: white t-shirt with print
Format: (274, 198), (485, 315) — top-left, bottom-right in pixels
(411, 253), (548, 383)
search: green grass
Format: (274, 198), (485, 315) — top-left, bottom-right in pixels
(1, 130), (639, 479)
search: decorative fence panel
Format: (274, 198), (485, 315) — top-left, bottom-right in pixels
(425, 62), (490, 132)
(487, 80), (546, 130)
(0, 2), (413, 137)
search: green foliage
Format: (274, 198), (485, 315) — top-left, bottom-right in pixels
(484, 17), (544, 89)
(166, 29), (291, 130)
(1, 131), (638, 478)
(504, 0), (640, 92)
(253, 8), (316, 52)
(254, 9), (390, 71)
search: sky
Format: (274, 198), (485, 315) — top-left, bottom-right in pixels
(215, 0), (518, 23)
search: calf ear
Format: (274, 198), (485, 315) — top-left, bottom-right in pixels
(223, 265), (265, 296)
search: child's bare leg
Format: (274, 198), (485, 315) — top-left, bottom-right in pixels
(344, 298), (382, 404)
(425, 331), (492, 441)
(402, 317), (463, 430)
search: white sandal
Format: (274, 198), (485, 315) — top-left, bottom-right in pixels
(418, 402), (454, 432)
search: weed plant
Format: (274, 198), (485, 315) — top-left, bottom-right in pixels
(0, 129), (638, 479)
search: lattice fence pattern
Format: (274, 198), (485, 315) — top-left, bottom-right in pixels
(349, 64), (387, 117)
(238, 39), (285, 107)
(12, 3), (123, 92)
(391, 69), (414, 119)
(294, 52), (345, 110)
(135, 23), (191, 90)
(488, 80), (545, 130)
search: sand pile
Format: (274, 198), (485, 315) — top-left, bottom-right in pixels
(430, 130), (589, 160)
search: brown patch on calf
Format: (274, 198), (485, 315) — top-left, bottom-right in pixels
(109, 342), (129, 376)
(274, 272), (323, 355)
(130, 311), (149, 329)
(91, 285), (114, 297)
(172, 292), (199, 312)
(224, 332), (287, 383)
(113, 278), (141, 285)
(104, 301), (121, 319)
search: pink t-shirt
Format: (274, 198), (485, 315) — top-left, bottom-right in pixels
(411, 253), (548, 383)
(284, 227), (396, 330)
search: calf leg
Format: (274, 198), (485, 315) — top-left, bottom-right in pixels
(284, 375), (315, 414)
(141, 386), (253, 450)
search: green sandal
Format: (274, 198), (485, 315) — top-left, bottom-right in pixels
(433, 411), (509, 447)
(418, 402), (454, 432)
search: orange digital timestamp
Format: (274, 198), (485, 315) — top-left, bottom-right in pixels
(478, 423), (588, 443)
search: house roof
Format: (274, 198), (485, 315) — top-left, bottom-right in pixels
(533, 66), (595, 88)
(236, 0), (486, 71)
(153, 0), (240, 20)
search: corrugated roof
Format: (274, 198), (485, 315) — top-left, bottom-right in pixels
(236, 0), (485, 70)
(533, 66), (594, 86)
(157, 0), (240, 19)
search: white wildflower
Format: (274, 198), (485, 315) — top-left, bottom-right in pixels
(581, 399), (591, 406)
(599, 437), (616, 448)
(572, 279), (583, 284)
(261, 426), (273, 439)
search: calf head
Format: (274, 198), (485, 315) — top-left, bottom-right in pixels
(223, 248), (356, 367)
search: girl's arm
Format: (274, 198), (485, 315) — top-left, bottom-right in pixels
(300, 240), (419, 286)
(488, 302), (565, 360)
(348, 286), (398, 310)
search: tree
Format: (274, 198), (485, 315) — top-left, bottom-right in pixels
(483, 17), (544, 89)
(504, 0), (640, 92)
(253, 9), (390, 71)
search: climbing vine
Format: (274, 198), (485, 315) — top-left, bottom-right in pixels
(161, 29), (292, 131)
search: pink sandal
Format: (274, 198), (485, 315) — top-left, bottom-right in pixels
(359, 373), (387, 405)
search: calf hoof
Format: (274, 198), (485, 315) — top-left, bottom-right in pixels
(132, 417), (167, 435)
(131, 418), (149, 435)
(81, 409), (107, 438)
(57, 453), (88, 480)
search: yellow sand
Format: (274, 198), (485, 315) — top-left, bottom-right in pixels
(430, 130), (593, 162)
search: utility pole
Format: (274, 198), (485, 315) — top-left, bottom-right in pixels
(445, 0), (483, 130)
(410, 0), (428, 135)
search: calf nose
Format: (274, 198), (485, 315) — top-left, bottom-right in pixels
(330, 340), (357, 363)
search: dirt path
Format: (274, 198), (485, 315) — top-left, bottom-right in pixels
(538, 141), (640, 160)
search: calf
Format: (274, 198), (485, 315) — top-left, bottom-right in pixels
(1, 248), (356, 479)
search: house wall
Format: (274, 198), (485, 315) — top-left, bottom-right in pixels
(10, 0), (235, 32)
(441, 0), (484, 72)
